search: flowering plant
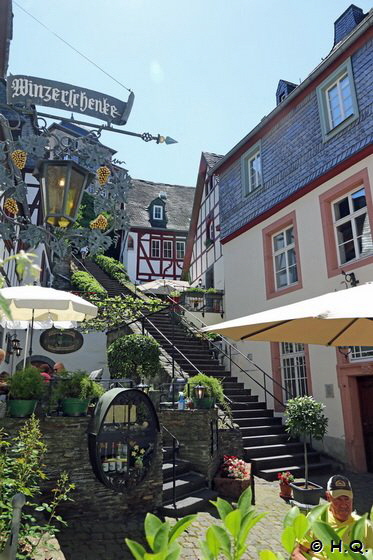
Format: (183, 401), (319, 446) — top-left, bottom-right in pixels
(220, 455), (250, 480)
(277, 471), (294, 483)
(129, 440), (146, 465)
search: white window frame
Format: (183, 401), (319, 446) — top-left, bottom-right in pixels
(316, 58), (359, 141)
(163, 240), (172, 259)
(241, 141), (262, 196)
(151, 239), (160, 258)
(280, 342), (308, 401)
(349, 346), (373, 361)
(272, 225), (298, 290)
(332, 187), (373, 266)
(153, 205), (163, 220)
(176, 241), (185, 260)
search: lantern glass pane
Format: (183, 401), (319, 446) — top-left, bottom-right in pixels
(65, 167), (85, 220)
(45, 165), (67, 223)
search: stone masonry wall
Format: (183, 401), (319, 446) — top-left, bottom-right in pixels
(2, 417), (163, 520)
(159, 410), (244, 483)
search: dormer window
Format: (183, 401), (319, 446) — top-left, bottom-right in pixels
(153, 205), (163, 220)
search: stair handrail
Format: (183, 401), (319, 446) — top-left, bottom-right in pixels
(168, 299), (294, 408)
(161, 424), (180, 514)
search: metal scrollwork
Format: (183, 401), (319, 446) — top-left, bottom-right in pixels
(141, 132), (153, 142)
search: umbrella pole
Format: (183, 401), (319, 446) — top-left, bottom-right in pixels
(23, 326), (29, 368)
(29, 310), (35, 358)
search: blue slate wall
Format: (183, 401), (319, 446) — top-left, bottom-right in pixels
(220, 39), (373, 241)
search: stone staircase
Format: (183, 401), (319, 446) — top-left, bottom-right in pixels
(145, 310), (332, 482)
(160, 447), (217, 517)
(75, 260), (331, 481)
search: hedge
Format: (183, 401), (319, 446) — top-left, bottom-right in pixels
(71, 270), (107, 296)
(93, 255), (129, 284)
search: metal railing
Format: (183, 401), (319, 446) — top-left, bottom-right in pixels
(171, 300), (294, 409)
(161, 424), (180, 515)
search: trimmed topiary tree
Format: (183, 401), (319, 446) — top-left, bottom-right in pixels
(285, 395), (328, 488)
(107, 334), (161, 382)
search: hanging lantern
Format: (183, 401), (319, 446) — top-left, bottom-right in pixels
(11, 149), (27, 170)
(90, 214), (108, 230)
(136, 381), (150, 394)
(33, 160), (94, 228)
(96, 166), (111, 186)
(4, 198), (19, 215)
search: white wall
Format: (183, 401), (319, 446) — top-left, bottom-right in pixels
(222, 155), (373, 462)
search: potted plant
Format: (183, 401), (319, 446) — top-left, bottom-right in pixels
(213, 454), (252, 500)
(184, 373), (227, 410)
(7, 366), (46, 417)
(53, 371), (104, 416)
(277, 471), (294, 500)
(107, 334), (161, 384)
(285, 396), (328, 505)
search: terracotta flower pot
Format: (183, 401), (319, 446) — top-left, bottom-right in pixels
(279, 481), (292, 499)
(213, 476), (251, 501)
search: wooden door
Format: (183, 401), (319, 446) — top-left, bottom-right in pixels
(357, 375), (373, 472)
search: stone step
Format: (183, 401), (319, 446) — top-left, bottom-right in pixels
(234, 416), (282, 427)
(230, 401), (266, 410)
(227, 395), (259, 403)
(239, 425), (286, 437)
(257, 461), (332, 482)
(231, 409), (273, 419)
(251, 451), (320, 470)
(162, 459), (192, 479)
(223, 387), (251, 395)
(162, 472), (207, 502)
(160, 488), (218, 517)
(222, 382), (245, 390)
(242, 433), (292, 446)
(244, 442), (306, 459)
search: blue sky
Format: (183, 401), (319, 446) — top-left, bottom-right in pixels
(9, 0), (373, 187)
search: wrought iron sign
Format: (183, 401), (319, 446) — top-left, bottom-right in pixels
(7, 75), (134, 125)
(88, 388), (160, 492)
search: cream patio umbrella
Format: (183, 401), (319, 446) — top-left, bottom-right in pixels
(201, 282), (373, 347)
(137, 279), (190, 295)
(0, 286), (98, 360)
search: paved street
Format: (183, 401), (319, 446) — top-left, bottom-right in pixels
(55, 469), (373, 560)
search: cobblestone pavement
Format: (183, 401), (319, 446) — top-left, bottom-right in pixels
(56, 471), (373, 560)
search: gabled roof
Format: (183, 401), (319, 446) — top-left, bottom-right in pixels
(127, 179), (195, 231)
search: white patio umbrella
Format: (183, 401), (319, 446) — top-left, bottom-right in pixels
(0, 286), (97, 362)
(201, 282), (373, 347)
(137, 279), (190, 295)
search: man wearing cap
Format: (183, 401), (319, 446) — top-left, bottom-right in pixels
(291, 475), (373, 559)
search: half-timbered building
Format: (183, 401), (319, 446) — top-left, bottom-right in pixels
(121, 179), (194, 284)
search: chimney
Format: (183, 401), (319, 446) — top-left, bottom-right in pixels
(334, 4), (365, 45)
(276, 80), (297, 106)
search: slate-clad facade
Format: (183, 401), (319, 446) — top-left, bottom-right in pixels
(219, 35), (373, 242)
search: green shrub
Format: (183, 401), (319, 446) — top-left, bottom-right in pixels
(93, 254), (129, 284)
(53, 371), (104, 400)
(71, 270), (107, 296)
(0, 416), (74, 557)
(107, 334), (161, 381)
(8, 366), (46, 400)
(184, 373), (225, 404)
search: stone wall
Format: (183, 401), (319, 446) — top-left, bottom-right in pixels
(2, 417), (163, 520)
(159, 409), (244, 483)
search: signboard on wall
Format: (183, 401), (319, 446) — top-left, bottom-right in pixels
(7, 75), (134, 125)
